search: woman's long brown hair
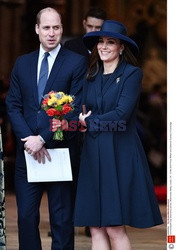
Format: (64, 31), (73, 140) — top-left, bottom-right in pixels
(86, 40), (139, 80)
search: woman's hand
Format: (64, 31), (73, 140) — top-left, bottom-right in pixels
(79, 110), (92, 122)
(79, 110), (91, 132)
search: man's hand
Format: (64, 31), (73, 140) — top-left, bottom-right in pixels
(33, 146), (51, 164)
(52, 118), (68, 132)
(21, 135), (44, 155)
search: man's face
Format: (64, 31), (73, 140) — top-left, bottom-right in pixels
(83, 16), (104, 33)
(35, 10), (63, 52)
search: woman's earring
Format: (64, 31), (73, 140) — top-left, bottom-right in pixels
(119, 50), (123, 55)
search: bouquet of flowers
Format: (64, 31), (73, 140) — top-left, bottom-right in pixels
(41, 91), (74, 141)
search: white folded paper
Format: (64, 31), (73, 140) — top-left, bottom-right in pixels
(24, 148), (72, 182)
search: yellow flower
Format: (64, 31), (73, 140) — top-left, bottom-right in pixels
(50, 92), (56, 98)
(48, 97), (58, 106)
(56, 99), (63, 105)
(68, 96), (73, 103)
(60, 95), (68, 104)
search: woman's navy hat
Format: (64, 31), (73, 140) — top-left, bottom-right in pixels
(83, 20), (139, 56)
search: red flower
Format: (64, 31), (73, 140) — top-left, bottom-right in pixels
(42, 97), (49, 105)
(46, 108), (56, 116)
(62, 104), (72, 115)
(41, 91), (75, 141)
(55, 110), (62, 116)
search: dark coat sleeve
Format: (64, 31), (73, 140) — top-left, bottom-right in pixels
(5, 56), (34, 141)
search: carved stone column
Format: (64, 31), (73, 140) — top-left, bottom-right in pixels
(0, 126), (6, 249)
(0, 0), (24, 77)
(102, 0), (124, 20)
(65, 0), (90, 36)
(89, 0), (125, 21)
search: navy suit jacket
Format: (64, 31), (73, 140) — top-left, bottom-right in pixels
(6, 45), (87, 172)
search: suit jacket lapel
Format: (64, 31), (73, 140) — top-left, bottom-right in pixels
(95, 69), (103, 113)
(43, 46), (65, 96)
(31, 48), (66, 107)
(31, 51), (39, 107)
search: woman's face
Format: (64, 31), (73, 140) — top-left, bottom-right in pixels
(97, 37), (124, 63)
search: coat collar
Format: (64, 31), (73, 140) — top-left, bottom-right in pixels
(101, 60), (127, 96)
(95, 60), (127, 112)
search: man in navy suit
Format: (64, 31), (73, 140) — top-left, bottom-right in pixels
(64, 7), (107, 60)
(6, 7), (87, 250)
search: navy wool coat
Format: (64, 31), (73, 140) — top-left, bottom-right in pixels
(74, 60), (163, 228)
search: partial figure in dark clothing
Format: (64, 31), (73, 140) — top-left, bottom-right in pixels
(64, 7), (107, 60)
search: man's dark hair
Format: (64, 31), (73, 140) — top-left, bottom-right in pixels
(84, 7), (107, 21)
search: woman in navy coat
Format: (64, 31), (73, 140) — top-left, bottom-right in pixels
(74, 20), (163, 249)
